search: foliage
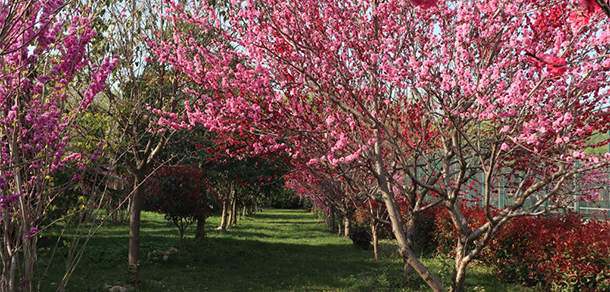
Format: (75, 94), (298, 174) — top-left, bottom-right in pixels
(262, 189), (303, 209)
(349, 224), (372, 250)
(144, 165), (216, 243)
(431, 206), (610, 291)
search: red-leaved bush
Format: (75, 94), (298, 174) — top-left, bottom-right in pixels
(144, 165), (217, 246)
(430, 206), (610, 291)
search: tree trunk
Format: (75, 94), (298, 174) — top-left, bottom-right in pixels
(372, 140), (446, 292)
(371, 219), (379, 261)
(382, 191), (444, 291)
(23, 237), (36, 292)
(337, 213), (343, 237)
(128, 169), (147, 285)
(227, 190), (238, 229)
(12, 164), (34, 292)
(344, 214), (351, 238)
(179, 229), (185, 251)
(241, 205), (247, 217)
(451, 264), (467, 292)
(403, 214), (417, 283)
(8, 251), (17, 292)
(451, 242), (468, 292)
(327, 207), (336, 231)
(217, 197), (229, 231)
(195, 214), (206, 240)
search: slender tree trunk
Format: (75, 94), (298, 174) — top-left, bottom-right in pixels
(179, 229), (185, 251)
(372, 140), (446, 292)
(327, 207), (336, 231)
(8, 251), (18, 292)
(11, 159), (34, 292)
(217, 197), (229, 231)
(337, 213), (344, 237)
(451, 241), (468, 292)
(128, 168), (147, 284)
(241, 205), (247, 218)
(403, 214), (417, 283)
(381, 188), (444, 291)
(344, 214), (351, 238)
(22, 240), (33, 292)
(371, 219), (379, 261)
(195, 214), (206, 240)
(228, 190), (238, 229)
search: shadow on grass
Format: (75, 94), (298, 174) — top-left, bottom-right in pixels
(37, 209), (526, 292)
(38, 210), (389, 292)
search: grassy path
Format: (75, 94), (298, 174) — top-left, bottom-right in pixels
(40, 209), (525, 291)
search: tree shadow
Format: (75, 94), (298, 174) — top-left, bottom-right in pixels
(38, 210), (390, 292)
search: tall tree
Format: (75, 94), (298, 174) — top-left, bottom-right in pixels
(86, 0), (198, 283)
(0, 1), (114, 291)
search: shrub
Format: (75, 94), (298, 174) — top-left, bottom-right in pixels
(264, 189), (303, 209)
(144, 165), (216, 247)
(349, 225), (372, 250)
(429, 205), (610, 291)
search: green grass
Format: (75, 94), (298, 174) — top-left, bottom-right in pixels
(38, 209), (528, 292)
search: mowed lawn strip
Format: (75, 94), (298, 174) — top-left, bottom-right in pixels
(39, 209), (527, 292)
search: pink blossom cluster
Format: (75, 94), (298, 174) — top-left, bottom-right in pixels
(155, 0), (610, 221)
(0, 0), (114, 259)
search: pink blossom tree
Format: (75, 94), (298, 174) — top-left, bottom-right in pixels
(0, 1), (114, 291)
(154, 0), (610, 291)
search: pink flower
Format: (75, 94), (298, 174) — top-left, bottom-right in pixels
(306, 158), (319, 166)
(526, 134), (538, 144)
(501, 143), (510, 151)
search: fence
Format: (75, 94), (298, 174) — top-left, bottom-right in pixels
(461, 171), (610, 217)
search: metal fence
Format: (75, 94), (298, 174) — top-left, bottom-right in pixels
(460, 171), (610, 217)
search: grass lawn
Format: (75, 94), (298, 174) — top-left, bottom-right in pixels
(38, 209), (527, 291)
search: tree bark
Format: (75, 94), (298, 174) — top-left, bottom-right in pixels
(403, 214), (417, 282)
(217, 197), (229, 231)
(371, 219), (379, 261)
(326, 207), (336, 231)
(372, 139), (446, 292)
(195, 214), (206, 240)
(128, 168), (147, 284)
(8, 251), (17, 292)
(179, 229), (185, 251)
(227, 189), (238, 229)
(451, 241), (469, 292)
(337, 213), (343, 237)
(344, 214), (351, 238)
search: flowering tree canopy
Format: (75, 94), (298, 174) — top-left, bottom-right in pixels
(154, 0), (610, 291)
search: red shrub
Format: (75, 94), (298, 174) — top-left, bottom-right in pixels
(430, 206), (610, 291)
